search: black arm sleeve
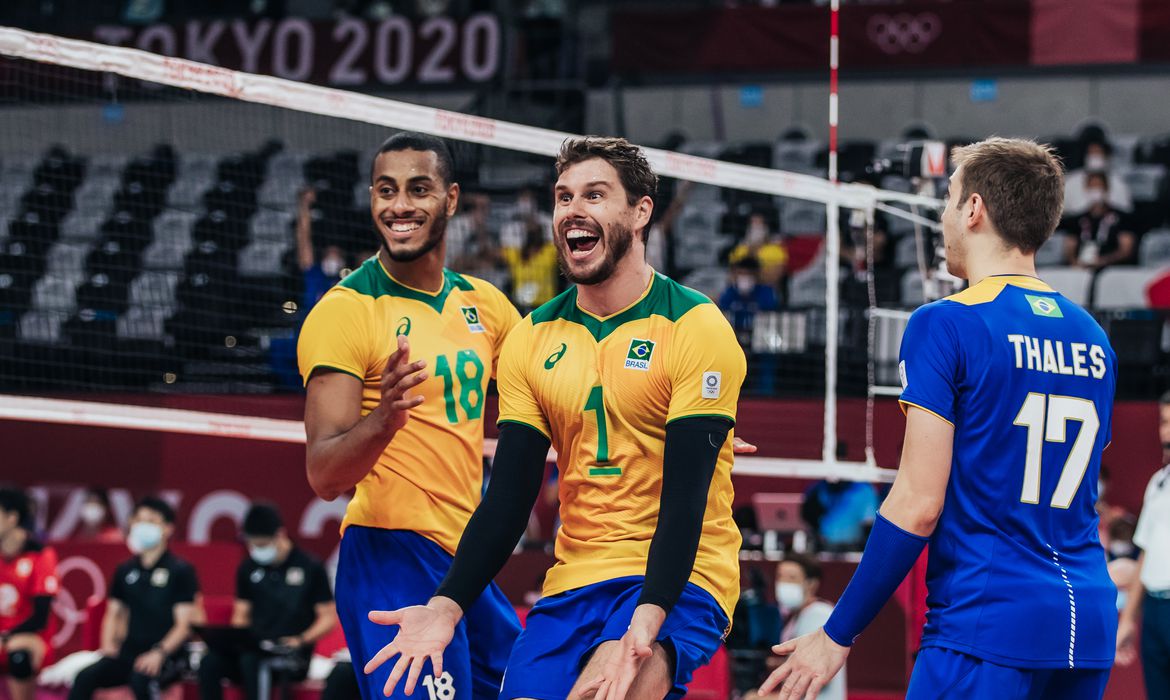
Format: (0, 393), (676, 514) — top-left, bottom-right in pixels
(9, 596), (52, 635)
(435, 422), (551, 613)
(637, 416), (732, 614)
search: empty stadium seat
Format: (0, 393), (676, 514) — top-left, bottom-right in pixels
(1122, 164), (1166, 203)
(18, 310), (67, 344)
(780, 199), (827, 235)
(117, 306), (170, 341)
(128, 271), (179, 307)
(1092, 267), (1159, 309)
(901, 269), (926, 306)
(894, 234), (921, 269)
(30, 274), (78, 313)
(1035, 233), (1067, 267)
(238, 240), (291, 277)
(1039, 267), (1093, 305)
(1140, 228), (1170, 267)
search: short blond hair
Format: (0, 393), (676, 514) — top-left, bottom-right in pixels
(951, 138), (1065, 253)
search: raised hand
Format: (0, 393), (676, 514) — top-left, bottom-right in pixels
(364, 599), (461, 697)
(572, 604), (663, 700)
(758, 628), (850, 700)
(374, 334), (428, 435)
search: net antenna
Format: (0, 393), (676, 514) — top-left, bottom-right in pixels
(0, 25), (939, 483)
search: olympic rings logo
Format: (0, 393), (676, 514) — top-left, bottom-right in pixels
(867, 13), (942, 55)
(50, 556), (107, 648)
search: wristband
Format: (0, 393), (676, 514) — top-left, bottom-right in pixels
(822, 513), (929, 647)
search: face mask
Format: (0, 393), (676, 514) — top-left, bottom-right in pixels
(1084, 154), (1108, 172)
(249, 544), (278, 566)
(80, 503), (106, 527)
(736, 276), (755, 294)
(1085, 188), (1106, 207)
(516, 199), (534, 217)
(776, 582), (806, 611)
(127, 522), (163, 554)
(321, 256), (344, 277)
(1109, 541), (1133, 558)
(746, 223), (768, 244)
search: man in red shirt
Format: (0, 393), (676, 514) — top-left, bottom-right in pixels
(0, 487), (59, 700)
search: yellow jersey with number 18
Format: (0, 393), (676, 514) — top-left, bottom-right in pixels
(496, 271), (746, 618)
(297, 256), (521, 554)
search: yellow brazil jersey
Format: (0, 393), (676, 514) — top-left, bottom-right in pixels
(297, 257), (521, 554)
(496, 271), (747, 618)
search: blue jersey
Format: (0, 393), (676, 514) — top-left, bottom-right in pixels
(899, 275), (1117, 670)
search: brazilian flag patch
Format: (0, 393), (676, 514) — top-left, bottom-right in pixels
(624, 338), (655, 371)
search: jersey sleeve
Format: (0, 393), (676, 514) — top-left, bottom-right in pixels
(495, 320), (551, 439)
(174, 562), (199, 604)
(308, 561), (333, 604)
(666, 304), (746, 425)
(235, 560), (252, 602)
(32, 548), (60, 597)
(109, 564), (128, 603)
(297, 290), (373, 386)
(898, 302), (962, 425)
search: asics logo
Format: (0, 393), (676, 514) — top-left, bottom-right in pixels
(544, 343), (567, 369)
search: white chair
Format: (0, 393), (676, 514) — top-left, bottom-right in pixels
(1039, 267), (1093, 306)
(18, 310), (68, 344)
(1035, 234), (1067, 268)
(1140, 229), (1170, 267)
(1092, 267), (1159, 310)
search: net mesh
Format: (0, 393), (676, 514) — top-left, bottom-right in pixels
(0, 27), (941, 477)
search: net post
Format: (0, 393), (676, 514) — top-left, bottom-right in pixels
(823, 0), (841, 467)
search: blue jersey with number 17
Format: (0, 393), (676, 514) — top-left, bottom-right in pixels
(898, 274), (1118, 670)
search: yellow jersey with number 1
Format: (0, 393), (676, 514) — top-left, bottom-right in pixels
(496, 271), (746, 618)
(297, 256), (521, 554)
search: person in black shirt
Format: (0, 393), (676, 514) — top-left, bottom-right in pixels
(1061, 171), (1137, 269)
(69, 496), (198, 700)
(197, 503), (334, 700)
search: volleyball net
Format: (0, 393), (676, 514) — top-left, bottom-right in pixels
(0, 25), (947, 482)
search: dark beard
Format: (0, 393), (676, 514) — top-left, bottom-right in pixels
(381, 207), (448, 263)
(558, 222), (634, 286)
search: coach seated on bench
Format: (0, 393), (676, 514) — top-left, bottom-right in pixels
(70, 496), (198, 700)
(197, 503), (335, 700)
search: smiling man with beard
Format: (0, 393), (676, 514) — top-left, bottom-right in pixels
(297, 132), (522, 700)
(365, 136), (747, 700)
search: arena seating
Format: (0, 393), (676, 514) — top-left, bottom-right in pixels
(0, 130), (1166, 395)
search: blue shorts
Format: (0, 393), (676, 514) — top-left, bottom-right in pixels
(907, 647), (1110, 700)
(335, 526), (521, 700)
(499, 576), (728, 700)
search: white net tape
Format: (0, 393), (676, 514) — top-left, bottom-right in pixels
(0, 26), (937, 212)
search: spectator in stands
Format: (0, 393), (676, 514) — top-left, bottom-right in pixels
(728, 212), (789, 292)
(296, 188), (347, 312)
(69, 497), (198, 700)
(197, 503), (334, 700)
(450, 192), (509, 292)
(0, 487), (60, 700)
(1060, 173), (1137, 269)
(718, 256), (779, 395)
(801, 476), (878, 552)
(1065, 137), (1133, 215)
(73, 487), (123, 544)
(501, 213), (559, 313)
(500, 186), (553, 250)
(773, 553), (845, 700)
(1117, 390), (1170, 695)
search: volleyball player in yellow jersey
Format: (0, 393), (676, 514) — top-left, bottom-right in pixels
(297, 133), (521, 700)
(365, 137), (747, 700)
